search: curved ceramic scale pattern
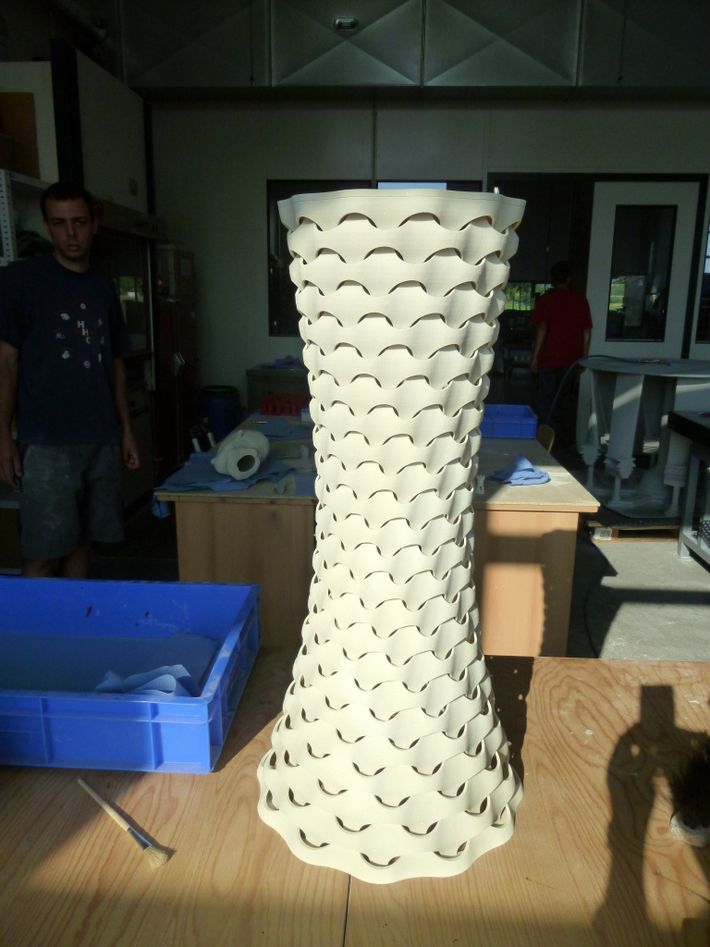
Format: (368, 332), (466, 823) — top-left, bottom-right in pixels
(257, 188), (525, 884)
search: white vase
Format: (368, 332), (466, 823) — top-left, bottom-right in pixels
(257, 188), (526, 884)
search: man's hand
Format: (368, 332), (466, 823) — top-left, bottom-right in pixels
(122, 429), (141, 470)
(0, 434), (21, 488)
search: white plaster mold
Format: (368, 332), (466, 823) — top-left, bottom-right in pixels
(212, 428), (269, 480)
(257, 188), (525, 884)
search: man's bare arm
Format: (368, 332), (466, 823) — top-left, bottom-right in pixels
(530, 322), (547, 372)
(112, 357), (140, 469)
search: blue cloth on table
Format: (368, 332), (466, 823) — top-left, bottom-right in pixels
(259, 355), (303, 369)
(151, 496), (171, 518)
(292, 470), (316, 497)
(155, 450), (292, 493)
(487, 453), (550, 486)
(96, 664), (199, 697)
(255, 418), (312, 439)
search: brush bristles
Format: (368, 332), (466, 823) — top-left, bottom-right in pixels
(144, 844), (171, 868)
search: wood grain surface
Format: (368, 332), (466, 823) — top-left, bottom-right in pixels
(0, 653), (707, 946)
(0, 651), (347, 947)
(175, 499), (315, 649)
(345, 657), (710, 947)
(473, 508), (579, 656)
(156, 438), (598, 515)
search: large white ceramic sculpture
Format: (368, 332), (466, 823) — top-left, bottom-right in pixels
(257, 188), (526, 884)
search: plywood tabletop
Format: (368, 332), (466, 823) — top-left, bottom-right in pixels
(156, 437), (598, 515)
(0, 653), (706, 946)
(345, 656), (710, 946)
(476, 438), (598, 513)
(0, 651), (348, 947)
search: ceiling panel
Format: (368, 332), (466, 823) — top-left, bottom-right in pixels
(122, 0), (268, 87)
(424, 0), (581, 87)
(580, 0), (710, 88)
(271, 0), (422, 86)
(113, 0), (710, 95)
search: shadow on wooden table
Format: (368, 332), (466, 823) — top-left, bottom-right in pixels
(214, 648), (298, 770)
(487, 656), (533, 788)
(593, 685), (710, 942)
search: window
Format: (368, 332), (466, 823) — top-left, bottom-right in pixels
(93, 230), (150, 353)
(697, 222), (710, 343)
(604, 205), (676, 342)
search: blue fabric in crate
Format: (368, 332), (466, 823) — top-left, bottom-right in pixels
(0, 631), (220, 694)
(488, 453), (550, 486)
(96, 664), (199, 697)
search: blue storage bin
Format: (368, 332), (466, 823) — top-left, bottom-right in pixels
(481, 404), (537, 439)
(0, 578), (259, 773)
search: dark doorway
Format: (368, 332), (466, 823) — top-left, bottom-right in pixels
(485, 174), (594, 406)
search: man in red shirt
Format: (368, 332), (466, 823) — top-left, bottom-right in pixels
(531, 261), (592, 451)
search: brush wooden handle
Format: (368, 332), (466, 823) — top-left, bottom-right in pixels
(77, 778), (131, 832)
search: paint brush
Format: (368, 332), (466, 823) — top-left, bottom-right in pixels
(78, 778), (171, 868)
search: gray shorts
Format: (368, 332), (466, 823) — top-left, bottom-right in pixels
(19, 444), (124, 561)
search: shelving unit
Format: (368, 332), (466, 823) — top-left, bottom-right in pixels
(0, 169), (50, 266)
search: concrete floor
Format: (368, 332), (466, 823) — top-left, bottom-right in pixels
(93, 500), (710, 664)
(568, 534), (710, 662)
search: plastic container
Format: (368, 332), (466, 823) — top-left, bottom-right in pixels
(481, 404), (537, 439)
(201, 385), (241, 440)
(0, 578), (259, 773)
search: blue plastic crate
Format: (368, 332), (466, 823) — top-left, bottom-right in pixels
(0, 578), (259, 773)
(481, 404), (537, 439)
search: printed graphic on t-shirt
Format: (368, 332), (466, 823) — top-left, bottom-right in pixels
(54, 301), (108, 369)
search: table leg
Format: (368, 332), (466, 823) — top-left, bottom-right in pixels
(474, 508), (579, 656)
(677, 452), (699, 559)
(174, 499), (315, 649)
(605, 373), (644, 506)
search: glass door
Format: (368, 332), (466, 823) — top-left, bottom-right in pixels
(690, 211), (710, 360)
(586, 181), (700, 358)
(93, 229), (152, 355)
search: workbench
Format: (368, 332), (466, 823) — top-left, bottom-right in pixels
(0, 652), (707, 946)
(156, 432), (598, 657)
(579, 357), (710, 518)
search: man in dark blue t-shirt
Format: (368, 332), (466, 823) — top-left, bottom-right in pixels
(0, 181), (140, 577)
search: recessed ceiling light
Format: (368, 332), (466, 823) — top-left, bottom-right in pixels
(333, 16), (359, 32)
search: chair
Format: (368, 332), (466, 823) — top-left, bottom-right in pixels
(536, 423), (555, 453)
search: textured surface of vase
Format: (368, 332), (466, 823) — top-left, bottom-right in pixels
(257, 188), (526, 884)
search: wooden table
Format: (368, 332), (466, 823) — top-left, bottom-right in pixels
(156, 435), (597, 657)
(473, 438), (598, 655)
(0, 653), (707, 946)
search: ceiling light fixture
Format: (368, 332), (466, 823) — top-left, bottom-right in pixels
(333, 16), (359, 32)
